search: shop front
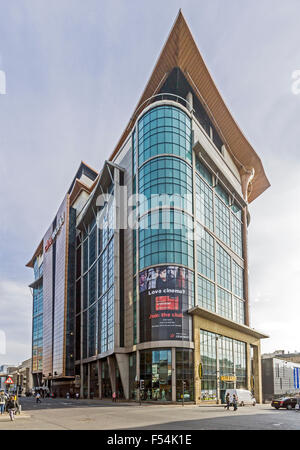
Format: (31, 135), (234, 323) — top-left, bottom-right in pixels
(138, 348), (194, 403)
(190, 306), (268, 404)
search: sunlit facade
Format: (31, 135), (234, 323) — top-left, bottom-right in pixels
(27, 12), (269, 402)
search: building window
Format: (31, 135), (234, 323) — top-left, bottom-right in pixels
(200, 330), (217, 401)
(232, 261), (244, 299)
(217, 287), (232, 320)
(176, 349), (194, 402)
(200, 330), (247, 401)
(215, 195), (231, 247)
(32, 283), (43, 373)
(216, 244), (231, 292)
(140, 349), (172, 401)
(231, 212), (243, 257)
(196, 174), (214, 231)
(195, 157), (244, 258)
(197, 275), (215, 312)
(197, 228), (215, 281)
(88, 304), (97, 357)
(196, 159), (213, 186)
(233, 297), (245, 325)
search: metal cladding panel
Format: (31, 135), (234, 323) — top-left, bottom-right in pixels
(53, 197), (68, 377)
(42, 196), (68, 378)
(42, 225), (54, 377)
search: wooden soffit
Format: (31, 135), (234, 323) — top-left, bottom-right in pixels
(109, 10), (270, 203)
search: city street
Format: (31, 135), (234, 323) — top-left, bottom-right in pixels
(0, 398), (299, 430)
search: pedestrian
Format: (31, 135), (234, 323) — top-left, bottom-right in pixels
(0, 391), (5, 415)
(233, 394), (238, 411)
(36, 392), (41, 404)
(224, 392), (230, 411)
(112, 391), (116, 403)
(75, 392), (79, 400)
(6, 395), (18, 421)
(14, 395), (21, 415)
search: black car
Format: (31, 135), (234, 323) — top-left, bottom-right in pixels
(271, 397), (298, 410)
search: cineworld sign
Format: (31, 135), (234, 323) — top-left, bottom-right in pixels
(45, 213), (65, 252)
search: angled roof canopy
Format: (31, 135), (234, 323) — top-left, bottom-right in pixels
(109, 10), (270, 203)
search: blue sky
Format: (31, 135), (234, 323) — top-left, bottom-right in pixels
(0, 0), (300, 364)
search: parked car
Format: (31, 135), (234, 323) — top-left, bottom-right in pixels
(225, 389), (256, 406)
(271, 397), (298, 410)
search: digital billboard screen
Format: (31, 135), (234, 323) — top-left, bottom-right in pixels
(139, 265), (193, 343)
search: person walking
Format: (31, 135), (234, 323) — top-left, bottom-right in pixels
(224, 393), (230, 411)
(232, 394), (238, 411)
(6, 396), (18, 421)
(36, 392), (41, 404)
(0, 391), (6, 415)
(112, 391), (117, 403)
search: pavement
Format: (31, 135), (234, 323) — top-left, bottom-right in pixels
(0, 397), (299, 430)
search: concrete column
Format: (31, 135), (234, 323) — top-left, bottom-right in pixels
(116, 353), (130, 400)
(192, 149), (198, 318)
(253, 343), (263, 403)
(171, 348), (176, 402)
(246, 343), (252, 392)
(87, 363), (90, 399)
(186, 91), (193, 112)
(242, 207), (250, 326)
(136, 350), (140, 380)
(98, 361), (102, 399)
(80, 363), (84, 398)
(107, 356), (116, 394)
(136, 350), (140, 402)
(194, 326), (201, 404)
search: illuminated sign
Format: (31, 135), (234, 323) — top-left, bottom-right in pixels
(139, 265), (192, 342)
(45, 213), (65, 252)
(220, 376), (236, 382)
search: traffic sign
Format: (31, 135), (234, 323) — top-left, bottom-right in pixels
(5, 376), (14, 385)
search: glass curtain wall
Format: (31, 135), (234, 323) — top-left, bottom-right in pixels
(137, 105), (193, 272)
(176, 349), (194, 402)
(75, 189), (115, 363)
(200, 330), (247, 402)
(195, 159), (245, 324)
(140, 349), (172, 401)
(32, 281), (43, 372)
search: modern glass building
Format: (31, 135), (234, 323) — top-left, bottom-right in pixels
(27, 162), (98, 394)
(27, 12), (270, 402)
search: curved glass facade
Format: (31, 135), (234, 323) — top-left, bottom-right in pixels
(137, 105), (193, 272)
(138, 105), (192, 166)
(139, 210), (194, 270)
(138, 156), (193, 216)
(136, 104), (194, 347)
(134, 102), (246, 345)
